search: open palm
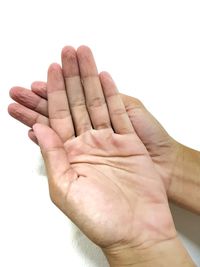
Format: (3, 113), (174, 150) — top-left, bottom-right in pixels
(9, 47), (180, 195)
(33, 47), (176, 251)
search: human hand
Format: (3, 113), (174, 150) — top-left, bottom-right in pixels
(9, 46), (195, 266)
(34, 47), (176, 247)
(41, 46), (176, 245)
(8, 46), (181, 193)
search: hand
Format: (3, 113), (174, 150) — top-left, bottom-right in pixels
(34, 47), (178, 256)
(9, 46), (195, 266)
(8, 46), (180, 193)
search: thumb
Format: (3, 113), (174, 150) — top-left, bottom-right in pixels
(33, 123), (72, 182)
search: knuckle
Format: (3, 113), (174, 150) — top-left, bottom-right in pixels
(87, 97), (105, 108)
(131, 97), (143, 108)
(76, 123), (91, 134)
(125, 98), (144, 114)
(50, 108), (70, 119)
(135, 97), (143, 105)
(96, 122), (111, 130)
(70, 100), (85, 108)
(113, 108), (126, 116)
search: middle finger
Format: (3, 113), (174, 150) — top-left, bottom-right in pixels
(61, 46), (92, 136)
(77, 46), (112, 130)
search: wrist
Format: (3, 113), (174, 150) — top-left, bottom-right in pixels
(168, 143), (200, 213)
(103, 236), (195, 267)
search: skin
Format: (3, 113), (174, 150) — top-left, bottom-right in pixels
(34, 48), (196, 266)
(8, 47), (200, 214)
(8, 46), (196, 266)
(8, 48), (179, 192)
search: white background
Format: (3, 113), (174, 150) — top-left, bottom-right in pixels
(0, 0), (200, 266)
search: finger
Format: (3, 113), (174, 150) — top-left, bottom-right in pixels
(28, 129), (38, 145)
(33, 123), (77, 205)
(99, 72), (135, 134)
(77, 46), (111, 130)
(61, 46), (92, 135)
(8, 103), (49, 127)
(31, 81), (47, 99)
(10, 86), (48, 116)
(47, 63), (75, 142)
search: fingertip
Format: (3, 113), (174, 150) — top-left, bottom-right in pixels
(31, 81), (46, 90)
(9, 86), (19, 98)
(33, 123), (53, 138)
(49, 62), (62, 72)
(32, 123), (46, 146)
(61, 46), (76, 58)
(99, 71), (112, 80)
(33, 123), (64, 152)
(7, 103), (13, 115)
(28, 129), (38, 145)
(99, 72), (117, 97)
(47, 63), (65, 93)
(61, 46), (79, 77)
(76, 45), (98, 76)
(33, 123), (44, 132)
(77, 45), (91, 56)
(9, 87), (15, 97)
(7, 102), (17, 115)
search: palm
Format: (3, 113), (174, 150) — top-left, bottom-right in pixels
(9, 87), (179, 190)
(52, 128), (172, 248)
(9, 55), (180, 192)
